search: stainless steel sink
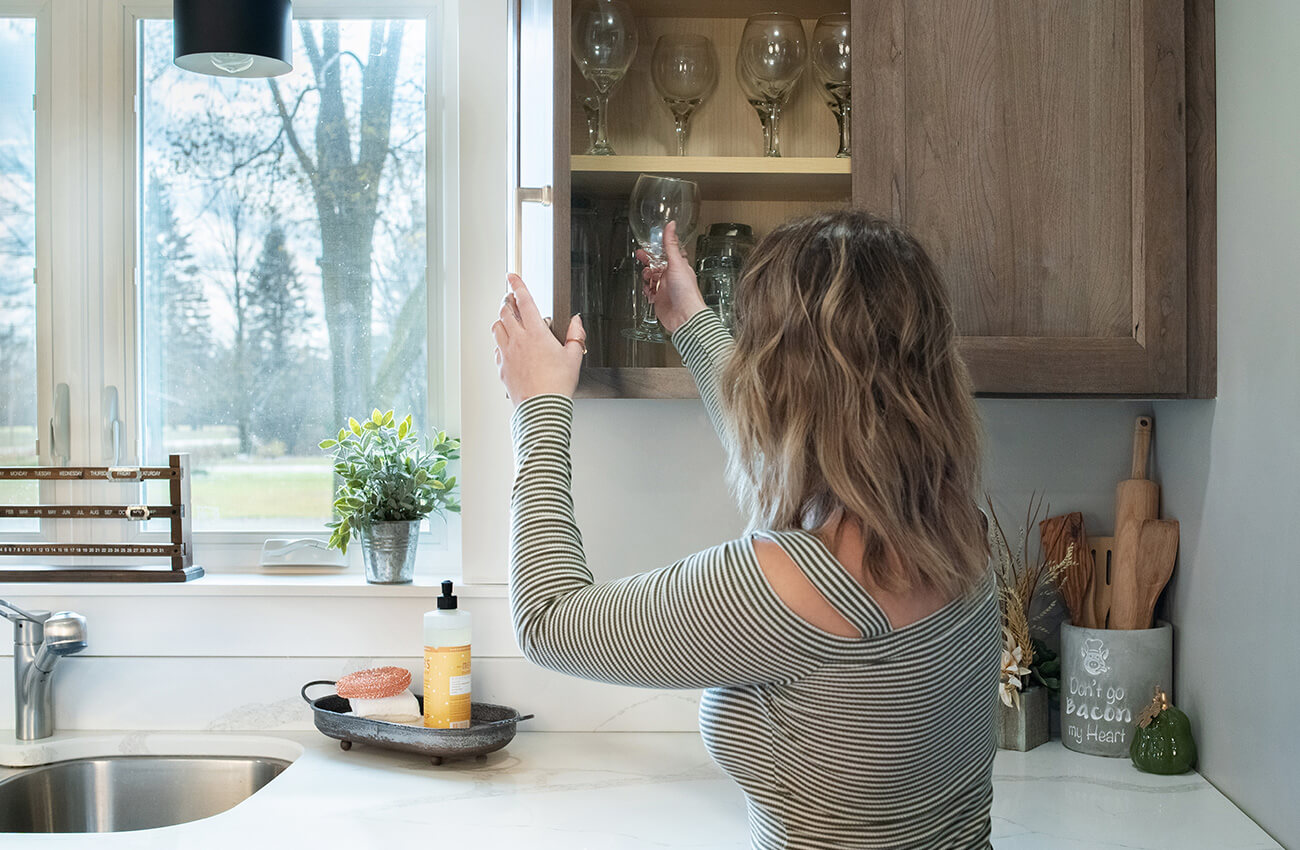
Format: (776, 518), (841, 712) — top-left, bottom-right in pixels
(0, 755), (291, 833)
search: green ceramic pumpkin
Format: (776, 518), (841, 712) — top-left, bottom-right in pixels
(1130, 696), (1197, 775)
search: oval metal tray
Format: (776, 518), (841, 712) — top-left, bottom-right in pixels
(300, 680), (534, 765)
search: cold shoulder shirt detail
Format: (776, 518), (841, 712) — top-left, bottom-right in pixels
(509, 308), (1000, 849)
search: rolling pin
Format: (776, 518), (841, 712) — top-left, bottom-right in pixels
(1108, 417), (1160, 629)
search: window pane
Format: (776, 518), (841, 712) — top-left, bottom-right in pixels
(139, 20), (429, 531)
(0, 19), (37, 522)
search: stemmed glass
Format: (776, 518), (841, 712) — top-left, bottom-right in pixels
(736, 13), (807, 157)
(624, 174), (700, 343)
(571, 0), (639, 156)
(651, 34), (719, 156)
(812, 13), (851, 158)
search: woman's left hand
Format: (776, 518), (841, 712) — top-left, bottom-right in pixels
(492, 274), (586, 406)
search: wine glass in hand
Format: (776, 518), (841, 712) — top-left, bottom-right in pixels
(637, 220), (707, 336)
(812, 13), (851, 158)
(571, 0), (639, 155)
(651, 34), (719, 156)
(624, 174), (700, 342)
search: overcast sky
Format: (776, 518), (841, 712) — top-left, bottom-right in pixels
(0, 20), (35, 141)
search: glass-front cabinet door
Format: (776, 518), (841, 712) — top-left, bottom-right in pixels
(514, 0), (854, 398)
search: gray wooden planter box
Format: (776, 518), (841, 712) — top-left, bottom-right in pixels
(998, 684), (1049, 751)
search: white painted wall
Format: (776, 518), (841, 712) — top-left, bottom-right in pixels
(1152, 3), (1300, 846)
(569, 398), (1155, 582)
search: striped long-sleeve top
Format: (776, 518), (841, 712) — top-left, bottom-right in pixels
(509, 309), (1001, 849)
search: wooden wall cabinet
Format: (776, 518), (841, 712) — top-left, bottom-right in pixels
(514, 0), (1215, 398)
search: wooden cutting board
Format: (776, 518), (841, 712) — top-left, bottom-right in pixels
(1040, 512), (1093, 628)
(1110, 417), (1160, 629)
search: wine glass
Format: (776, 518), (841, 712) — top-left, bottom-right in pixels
(575, 86), (601, 151)
(736, 13), (807, 157)
(624, 174), (700, 342)
(571, 0), (639, 156)
(812, 13), (851, 158)
(651, 34), (719, 156)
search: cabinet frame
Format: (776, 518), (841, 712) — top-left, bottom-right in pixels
(521, 0), (1216, 399)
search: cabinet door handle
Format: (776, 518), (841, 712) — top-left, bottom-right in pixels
(102, 385), (122, 466)
(512, 185), (554, 275)
(49, 383), (70, 466)
(517, 185), (553, 206)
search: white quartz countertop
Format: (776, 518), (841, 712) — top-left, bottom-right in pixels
(0, 731), (1280, 848)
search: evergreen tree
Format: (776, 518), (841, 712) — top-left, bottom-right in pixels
(247, 225), (310, 451)
(143, 176), (212, 430)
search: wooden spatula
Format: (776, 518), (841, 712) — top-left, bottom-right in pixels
(1088, 536), (1116, 629)
(1039, 512), (1093, 628)
(1110, 519), (1180, 630)
(1111, 417), (1160, 629)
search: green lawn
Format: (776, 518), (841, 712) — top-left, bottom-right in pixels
(0, 425), (335, 523)
(188, 460), (334, 522)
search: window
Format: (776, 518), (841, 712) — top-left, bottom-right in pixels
(136, 17), (438, 536)
(0, 4), (457, 573)
(0, 18), (35, 524)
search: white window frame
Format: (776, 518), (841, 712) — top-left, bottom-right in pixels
(8, 0), (462, 576)
(0, 2), (52, 547)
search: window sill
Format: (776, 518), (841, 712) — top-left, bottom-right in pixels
(0, 572), (504, 599)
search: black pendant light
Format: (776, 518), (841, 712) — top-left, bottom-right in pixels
(174, 0), (293, 78)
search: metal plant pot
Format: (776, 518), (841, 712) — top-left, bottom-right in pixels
(998, 684), (1050, 752)
(1060, 621), (1173, 757)
(359, 519), (421, 584)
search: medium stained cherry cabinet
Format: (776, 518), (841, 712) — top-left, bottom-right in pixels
(513, 0), (1216, 398)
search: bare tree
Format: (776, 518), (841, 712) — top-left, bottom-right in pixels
(268, 21), (408, 425)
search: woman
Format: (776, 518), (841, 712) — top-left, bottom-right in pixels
(491, 209), (999, 849)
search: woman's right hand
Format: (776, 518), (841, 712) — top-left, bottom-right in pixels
(636, 220), (708, 335)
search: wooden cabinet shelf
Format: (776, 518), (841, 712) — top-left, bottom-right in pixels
(571, 156), (851, 202)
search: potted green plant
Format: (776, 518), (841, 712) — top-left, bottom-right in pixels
(319, 409), (460, 584)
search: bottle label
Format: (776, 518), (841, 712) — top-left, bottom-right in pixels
(424, 644), (472, 729)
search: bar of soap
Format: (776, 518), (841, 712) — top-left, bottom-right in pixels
(348, 690), (420, 724)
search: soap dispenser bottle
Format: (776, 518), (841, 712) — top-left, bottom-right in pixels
(423, 580), (472, 728)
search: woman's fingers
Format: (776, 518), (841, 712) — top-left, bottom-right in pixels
(507, 274), (544, 328)
(491, 318), (509, 347)
(499, 293), (523, 330)
(664, 220), (689, 271)
(663, 219), (680, 256)
(564, 314), (587, 360)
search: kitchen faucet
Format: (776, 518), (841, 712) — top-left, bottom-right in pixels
(0, 599), (87, 740)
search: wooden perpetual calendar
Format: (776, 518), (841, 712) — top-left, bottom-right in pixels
(0, 454), (203, 583)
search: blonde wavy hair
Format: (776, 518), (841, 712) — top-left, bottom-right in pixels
(721, 209), (988, 598)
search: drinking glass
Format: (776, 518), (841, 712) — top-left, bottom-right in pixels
(571, 0), (639, 156)
(607, 214), (663, 366)
(812, 13), (851, 158)
(651, 34), (719, 156)
(624, 174), (700, 343)
(571, 200), (606, 364)
(736, 13), (807, 157)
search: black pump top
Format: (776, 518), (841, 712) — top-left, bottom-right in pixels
(437, 580), (458, 610)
